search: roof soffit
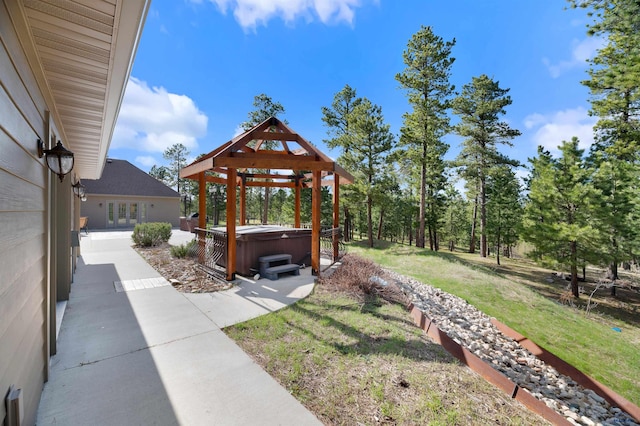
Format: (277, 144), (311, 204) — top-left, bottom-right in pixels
(7, 0), (150, 179)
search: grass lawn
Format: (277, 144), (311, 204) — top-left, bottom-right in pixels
(226, 280), (546, 425)
(348, 239), (640, 405)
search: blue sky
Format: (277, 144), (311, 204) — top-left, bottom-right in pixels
(109, 0), (601, 182)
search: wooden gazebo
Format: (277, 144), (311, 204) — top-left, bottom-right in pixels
(179, 117), (354, 280)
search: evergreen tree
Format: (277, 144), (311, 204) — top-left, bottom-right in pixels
(163, 143), (189, 194)
(589, 156), (640, 290)
(396, 26), (455, 249)
(149, 165), (171, 186)
(522, 139), (599, 297)
(441, 185), (469, 251)
(571, 0), (640, 292)
(321, 84), (363, 240)
(325, 96), (395, 247)
(452, 74), (521, 258)
(486, 165), (522, 265)
(241, 94), (287, 224)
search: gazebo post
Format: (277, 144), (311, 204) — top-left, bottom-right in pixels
(198, 172), (206, 229)
(226, 168), (237, 281)
(198, 172), (206, 263)
(332, 174), (340, 261)
(311, 170), (321, 276)
(294, 176), (301, 228)
(239, 175), (246, 226)
(177, 117), (355, 280)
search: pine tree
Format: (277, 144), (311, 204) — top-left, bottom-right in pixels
(241, 94), (287, 224)
(571, 0), (640, 293)
(321, 84), (363, 240)
(324, 96), (395, 248)
(452, 74), (521, 258)
(396, 26), (455, 249)
(441, 185), (469, 252)
(486, 165), (522, 265)
(522, 139), (599, 297)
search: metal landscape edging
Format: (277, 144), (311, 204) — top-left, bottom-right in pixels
(490, 318), (640, 423)
(408, 303), (573, 425)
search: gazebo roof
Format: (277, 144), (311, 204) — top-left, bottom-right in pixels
(180, 117), (353, 187)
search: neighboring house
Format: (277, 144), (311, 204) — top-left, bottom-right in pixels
(82, 159), (180, 229)
(0, 1), (149, 425)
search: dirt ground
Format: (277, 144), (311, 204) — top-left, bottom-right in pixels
(135, 243), (232, 293)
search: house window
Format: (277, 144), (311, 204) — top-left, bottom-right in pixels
(108, 203), (114, 226)
(130, 203), (138, 225)
(141, 203), (147, 223)
(118, 204), (127, 226)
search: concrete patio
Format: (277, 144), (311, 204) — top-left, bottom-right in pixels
(37, 229), (323, 425)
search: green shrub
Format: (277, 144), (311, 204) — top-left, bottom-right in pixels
(132, 222), (172, 247)
(170, 239), (198, 258)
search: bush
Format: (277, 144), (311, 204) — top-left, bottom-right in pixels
(170, 239), (198, 258)
(132, 222), (172, 247)
(318, 254), (409, 306)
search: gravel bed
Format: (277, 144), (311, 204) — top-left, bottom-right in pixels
(386, 271), (639, 426)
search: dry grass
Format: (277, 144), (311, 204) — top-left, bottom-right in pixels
(226, 254), (548, 425)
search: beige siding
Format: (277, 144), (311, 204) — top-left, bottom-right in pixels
(82, 195), (180, 229)
(0, 1), (50, 424)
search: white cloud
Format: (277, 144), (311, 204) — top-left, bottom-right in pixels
(205, 0), (372, 30)
(233, 125), (245, 137)
(524, 107), (597, 154)
(112, 78), (208, 154)
(135, 156), (158, 168)
(543, 36), (604, 78)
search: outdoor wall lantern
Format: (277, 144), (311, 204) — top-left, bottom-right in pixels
(72, 181), (85, 198)
(37, 139), (74, 182)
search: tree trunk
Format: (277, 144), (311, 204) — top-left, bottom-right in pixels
(417, 143), (427, 248)
(570, 240), (579, 298)
(433, 227), (439, 251)
(496, 226), (501, 266)
(609, 261), (618, 296)
(480, 174), (487, 258)
(469, 195), (478, 253)
(262, 186), (270, 224)
(377, 208), (385, 240)
(367, 195), (373, 248)
(343, 206), (351, 242)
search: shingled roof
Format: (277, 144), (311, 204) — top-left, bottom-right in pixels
(83, 159), (180, 198)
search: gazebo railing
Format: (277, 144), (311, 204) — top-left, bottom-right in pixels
(320, 227), (346, 264)
(194, 228), (227, 281)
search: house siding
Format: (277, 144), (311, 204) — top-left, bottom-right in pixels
(1, 1), (52, 424)
(82, 195), (180, 229)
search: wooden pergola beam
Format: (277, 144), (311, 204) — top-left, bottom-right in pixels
(239, 172), (299, 180)
(180, 156), (214, 179)
(244, 181), (296, 188)
(179, 116), (354, 282)
(251, 131), (297, 142)
(215, 156), (333, 171)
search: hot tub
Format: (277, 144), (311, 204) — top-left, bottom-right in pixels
(214, 225), (312, 276)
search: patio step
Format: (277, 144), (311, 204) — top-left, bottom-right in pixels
(264, 263), (300, 281)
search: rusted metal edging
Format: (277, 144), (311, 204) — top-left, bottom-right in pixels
(490, 318), (640, 423)
(408, 304), (573, 425)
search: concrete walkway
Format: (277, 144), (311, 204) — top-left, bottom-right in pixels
(37, 230), (322, 425)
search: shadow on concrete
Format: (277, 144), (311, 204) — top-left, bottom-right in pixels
(37, 258), (180, 425)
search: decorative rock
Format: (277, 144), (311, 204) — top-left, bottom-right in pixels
(387, 270), (639, 426)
